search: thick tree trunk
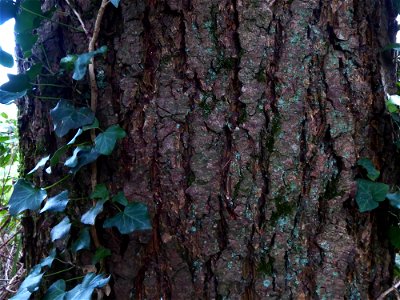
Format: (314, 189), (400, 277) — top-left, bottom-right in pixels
(18, 0), (397, 298)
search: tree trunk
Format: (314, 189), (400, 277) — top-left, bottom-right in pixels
(18, 0), (398, 298)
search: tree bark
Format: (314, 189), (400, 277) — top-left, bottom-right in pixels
(18, 0), (398, 298)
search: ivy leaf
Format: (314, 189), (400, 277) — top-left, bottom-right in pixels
(40, 190), (69, 213)
(103, 202), (151, 234)
(8, 179), (47, 216)
(112, 191), (128, 206)
(10, 265), (44, 300)
(60, 54), (78, 72)
(0, 0), (17, 26)
(82, 118), (99, 131)
(64, 273), (110, 300)
(39, 248), (57, 268)
(70, 46), (108, 80)
(50, 100), (95, 137)
(43, 279), (66, 300)
(0, 47), (13, 68)
(387, 192), (400, 209)
(382, 43), (400, 51)
(110, 0), (120, 8)
(0, 74), (30, 93)
(71, 227), (91, 253)
(0, 89), (27, 104)
(81, 199), (107, 225)
(356, 179), (389, 212)
(90, 184), (109, 200)
(67, 128), (83, 145)
(92, 247), (111, 265)
(50, 145), (69, 166)
(27, 155), (50, 175)
(65, 146), (100, 173)
(50, 217), (71, 241)
(357, 158), (380, 181)
(94, 125), (126, 155)
(26, 63), (43, 80)
(389, 226), (400, 248)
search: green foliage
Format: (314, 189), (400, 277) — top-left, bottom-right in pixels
(0, 0), (17, 25)
(10, 265), (43, 300)
(90, 184), (109, 200)
(50, 100), (95, 137)
(112, 191), (128, 206)
(94, 125), (126, 155)
(92, 247), (111, 265)
(43, 280), (66, 300)
(71, 227), (91, 253)
(0, 89), (27, 104)
(40, 191), (69, 213)
(8, 179), (47, 215)
(27, 155), (49, 175)
(0, 47), (14, 68)
(357, 158), (380, 181)
(355, 179), (388, 212)
(110, 0), (120, 8)
(65, 146), (100, 173)
(50, 217), (71, 241)
(81, 199), (107, 225)
(103, 202), (152, 234)
(389, 227), (400, 248)
(39, 248), (56, 268)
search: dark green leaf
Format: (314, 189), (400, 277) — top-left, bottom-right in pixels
(103, 202), (152, 234)
(40, 190), (69, 213)
(26, 63), (43, 80)
(0, 47), (13, 68)
(64, 146), (100, 173)
(50, 217), (71, 241)
(112, 191), (128, 206)
(39, 248), (56, 268)
(72, 46), (108, 80)
(82, 118), (99, 131)
(50, 145), (69, 166)
(50, 100), (95, 137)
(10, 265), (43, 300)
(8, 179), (47, 215)
(382, 43), (400, 51)
(60, 54), (78, 72)
(9, 289), (32, 300)
(0, 0), (17, 25)
(43, 280), (66, 300)
(81, 199), (107, 225)
(92, 247), (111, 265)
(0, 89), (27, 104)
(94, 125), (126, 155)
(110, 0), (120, 7)
(71, 227), (91, 253)
(357, 158), (380, 181)
(90, 184), (109, 200)
(15, 32), (38, 58)
(0, 74), (30, 92)
(64, 273), (110, 300)
(355, 179), (389, 212)
(28, 155), (50, 175)
(387, 192), (400, 209)
(389, 226), (400, 248)
(67, 128), (83, 145)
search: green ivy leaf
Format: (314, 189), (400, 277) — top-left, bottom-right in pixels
(112, 191), (128, 206)
(82, 118), (99, 131)
(0, 74), (30, 92)
(10, 265), (43, 300)
(356, 179), (389, 212)
(64, 146), (100, 173)
(27, 155), (50, 175)
(8, 179), (47, 216)
(60, 54), (78, 72)
(110, 0), (120, 8)
(92, 247), (111, 265)
(0, 0), (17, 26)
(90, 184), (109, 200)
(0, 47), (13, 68)
(40, 191), (69, 213)
(103, 202), (151, 234)
(43, 279), (66, 300)
(64, 273), (110, 300)
(39, 248), (56, 268)
(71, 227), (91, 253)
(382, 43), (400, 51)
(26, 63), (43, 80)
(357, 158), (380, 181)
(81, 199), (107, 225)
(69, 46), (107, 80)
(50, 217), (71, 241)
(15, 32), (38, 58)
(50, 100), (95, 137)
(50, 145), (69, 166)
(387, 192), (400, 209)
(0, 89), (27, 104)
(94, 125), (126, 155)
(389, 226), (400, 248)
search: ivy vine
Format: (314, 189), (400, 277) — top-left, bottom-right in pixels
(0, 0), (152, 299)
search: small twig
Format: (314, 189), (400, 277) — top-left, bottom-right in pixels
(377, 281), (400, 299)
(64, 0), (89, 36)
(0, 232), (19, 251)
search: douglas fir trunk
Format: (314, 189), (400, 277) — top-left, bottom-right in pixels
(18, 0), (398, 298)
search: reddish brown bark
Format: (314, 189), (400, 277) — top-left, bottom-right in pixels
(19, 0), (398, 298)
